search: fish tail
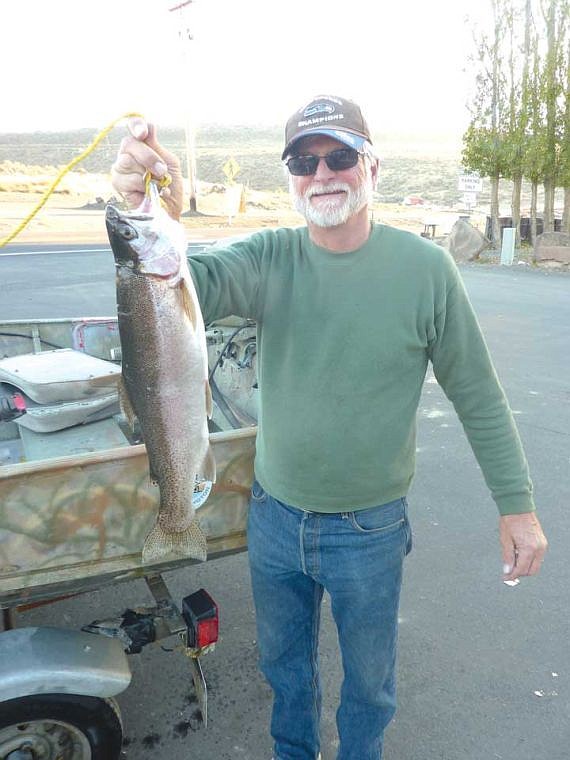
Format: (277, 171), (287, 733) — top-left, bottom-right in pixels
(141, 519), (208, 564)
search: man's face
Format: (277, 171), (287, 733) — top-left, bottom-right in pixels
(287, 135), (376, 228)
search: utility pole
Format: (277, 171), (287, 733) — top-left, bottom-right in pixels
(168, 0), (199, 214)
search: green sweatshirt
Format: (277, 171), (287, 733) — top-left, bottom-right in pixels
(189, 224), (534, 516)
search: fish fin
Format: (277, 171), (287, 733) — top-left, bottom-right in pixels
(141, 519), (208, 563)
(118, 377), (137, 431)
(199, 443), (216, 483)
(181, 277), (197, 328)
(205, 379), (213, 418)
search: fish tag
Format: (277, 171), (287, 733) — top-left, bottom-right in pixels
(193, 478), (213, 509)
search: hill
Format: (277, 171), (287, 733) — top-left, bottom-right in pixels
(0, 124), (466, 205)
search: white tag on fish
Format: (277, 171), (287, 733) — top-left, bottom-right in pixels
(193, 478), (213, 509)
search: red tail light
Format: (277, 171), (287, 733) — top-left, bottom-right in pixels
(196, 616), (219, 649)
(182, 589), (219, 650)
(12, 393), (26, 412)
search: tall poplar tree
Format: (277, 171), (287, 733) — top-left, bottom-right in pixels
(462, 0), (508, 247)
(541, 0), (564, 231)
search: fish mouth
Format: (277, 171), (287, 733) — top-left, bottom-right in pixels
(105, 205), (141, 266)
(105, 204), (152, 227)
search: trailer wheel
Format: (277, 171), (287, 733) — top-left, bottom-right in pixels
(0, 694), (123, 760)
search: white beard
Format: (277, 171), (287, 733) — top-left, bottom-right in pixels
(290, 178), (371, 228)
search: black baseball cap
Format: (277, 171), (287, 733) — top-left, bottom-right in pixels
(282, 94), (372, 160)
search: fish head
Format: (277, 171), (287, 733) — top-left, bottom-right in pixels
(105, 201), (185, 281)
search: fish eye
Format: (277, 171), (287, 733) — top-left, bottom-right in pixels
(119, 224), (137, 240)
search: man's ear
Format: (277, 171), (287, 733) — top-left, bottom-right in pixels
(370, 158), (380, 189)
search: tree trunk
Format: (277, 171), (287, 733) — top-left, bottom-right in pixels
(490, 175), (501, 248)
(563, 187), (570, 234)
(511, 175), (522, 246)
(530, 181), (538, 256)
(542, 0), (558, 229)
(543, 178), (555, 232)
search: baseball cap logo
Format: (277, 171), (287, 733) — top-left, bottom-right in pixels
(303, 103), (335, 118)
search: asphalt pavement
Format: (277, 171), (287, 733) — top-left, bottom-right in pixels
(2, 247), (569, 759)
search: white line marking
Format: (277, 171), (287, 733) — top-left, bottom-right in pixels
(0, 248), (110, 257)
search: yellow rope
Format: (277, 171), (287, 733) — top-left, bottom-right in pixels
(0, 111), (165, 247)
(144, 169), (172, 197)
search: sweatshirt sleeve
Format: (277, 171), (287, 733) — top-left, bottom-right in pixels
(187, 233), (266, 324)
(427, 264), (535, 515)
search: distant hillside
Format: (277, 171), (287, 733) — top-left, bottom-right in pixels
(0, 124), (468, 205)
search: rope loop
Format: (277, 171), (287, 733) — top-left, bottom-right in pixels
(0, 112), (153, 247)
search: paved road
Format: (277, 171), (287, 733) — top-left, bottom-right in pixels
(2, 246), (569, 760)
(0, 242), (212, 319)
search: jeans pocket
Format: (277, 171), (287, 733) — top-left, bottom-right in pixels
(348, 497), (407, 534)
(250, 479), (268, 503)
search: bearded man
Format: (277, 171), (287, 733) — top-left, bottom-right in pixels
(111, 95), (547, 760)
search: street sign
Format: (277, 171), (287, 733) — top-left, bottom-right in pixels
(462, 192), (478, 208)
(223, 158), (241, 183)
(458, 172), (483, 192)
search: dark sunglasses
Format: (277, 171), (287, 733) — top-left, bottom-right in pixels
(286, 147), (361, 176)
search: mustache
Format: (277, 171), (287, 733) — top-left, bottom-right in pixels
(305, 182), (350, 199)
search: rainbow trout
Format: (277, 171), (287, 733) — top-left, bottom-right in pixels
(105, 183), (214, 563)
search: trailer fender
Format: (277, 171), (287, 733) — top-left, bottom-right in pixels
(0, 626), (131, 703)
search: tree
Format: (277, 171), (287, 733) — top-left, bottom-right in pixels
(559, 1), (570, 232)
(462, 0), (509, 247)
(540, 0), (565, 231)
(501, 0), (531, 246)
(522, 36), (547, 245)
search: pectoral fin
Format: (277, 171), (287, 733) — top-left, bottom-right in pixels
(118, 376), (137, 431)
(181, 277), (197, 327)
(205, 379), (213, 418)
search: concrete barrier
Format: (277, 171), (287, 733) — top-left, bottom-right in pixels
(534, 232), (570, 264)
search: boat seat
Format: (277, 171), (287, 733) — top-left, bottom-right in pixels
(0, 350), (121, 433)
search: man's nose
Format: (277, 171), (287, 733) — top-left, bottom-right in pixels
(313, 156), (335, 180)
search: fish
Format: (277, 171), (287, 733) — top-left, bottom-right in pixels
(105, 182), (215, 563)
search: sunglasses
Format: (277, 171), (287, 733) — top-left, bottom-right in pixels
(286, 147), (362, 176)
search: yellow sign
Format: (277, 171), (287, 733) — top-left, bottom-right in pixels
(223, 157), (241, 182)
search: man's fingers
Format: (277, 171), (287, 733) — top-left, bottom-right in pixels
(499, 512), (548, 581)
(110, 120), (183, 217)
(116, 136), (168, 178)
(110, 171), (146, 196)
(113, 149), (141, 174)
(127, 116), (149, 141)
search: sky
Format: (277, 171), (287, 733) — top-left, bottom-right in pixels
(2, 0), (492, 136)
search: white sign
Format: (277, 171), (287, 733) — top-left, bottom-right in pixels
(462, 192), (478, 208)
(501, 227), (515, 266)
(458, 172), (483, 192)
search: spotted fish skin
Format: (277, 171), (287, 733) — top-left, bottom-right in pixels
(105, 185), (214, 563)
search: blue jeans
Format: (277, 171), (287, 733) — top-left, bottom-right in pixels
(247, 481), (412, 760)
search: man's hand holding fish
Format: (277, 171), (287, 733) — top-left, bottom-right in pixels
(111, 117), (184, 220)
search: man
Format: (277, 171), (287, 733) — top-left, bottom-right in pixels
(112, 95), (547, 760)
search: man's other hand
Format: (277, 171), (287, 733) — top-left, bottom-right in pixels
(500, 512), (548, 581)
